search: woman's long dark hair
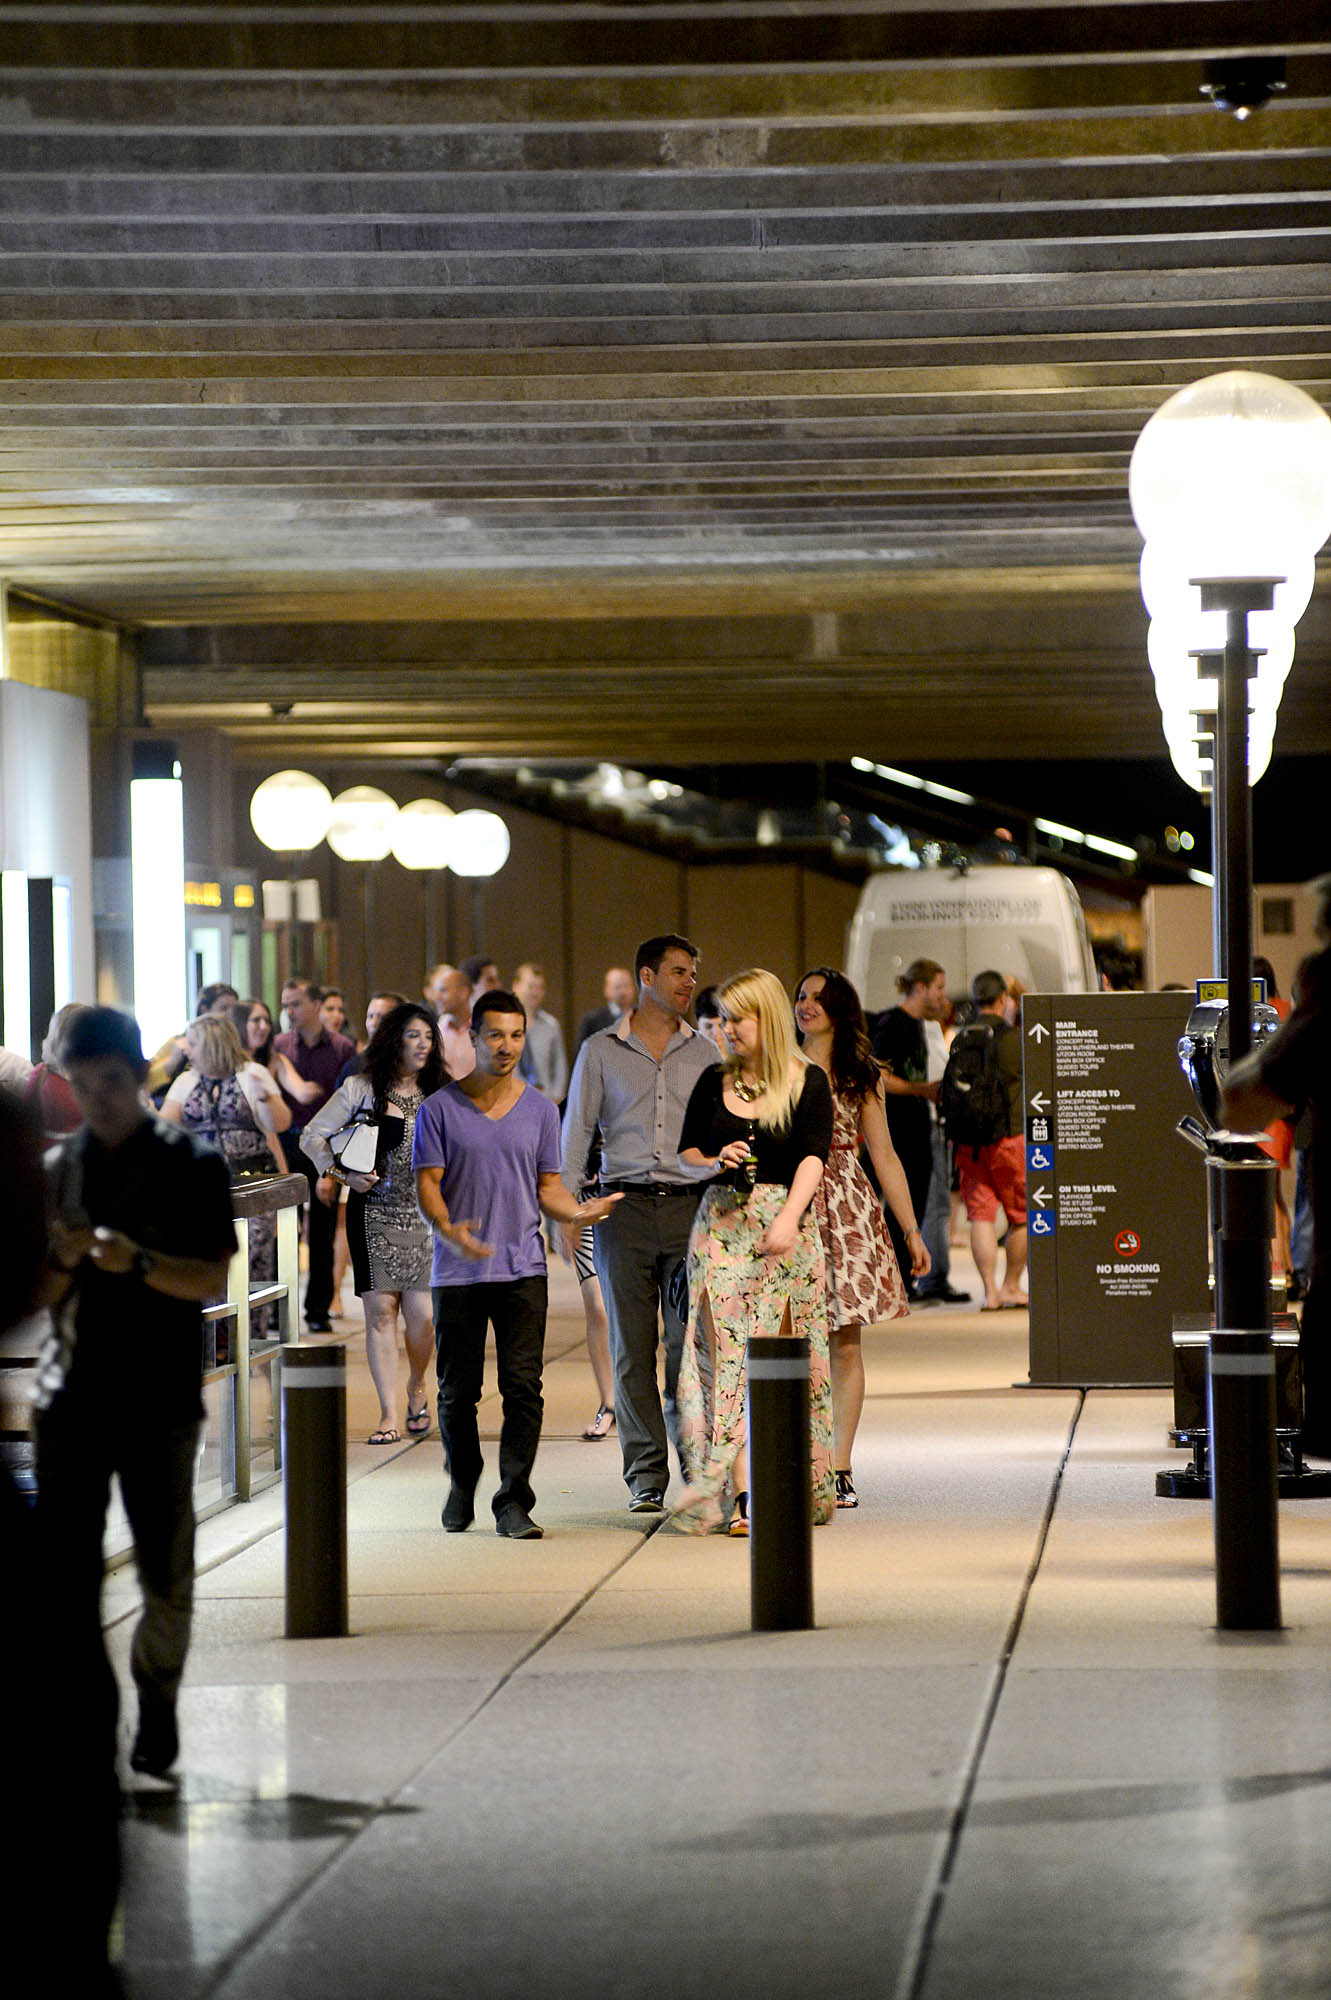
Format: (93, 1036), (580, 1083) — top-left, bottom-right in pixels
(232, 999), (273, 1069)
(796, 966), (880, 1105)
(365, 1002), (446, 1111)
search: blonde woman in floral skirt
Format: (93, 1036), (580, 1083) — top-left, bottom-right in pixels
(795, 967), (930, 1508)
(673, 967), (835, 1536)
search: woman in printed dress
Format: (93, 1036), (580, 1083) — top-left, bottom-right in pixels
(795, 968), (930, 1507)
(305, 1004), (445, 1444)
(673, 967), (835, 1536)
(162, 1012), (290, 1333)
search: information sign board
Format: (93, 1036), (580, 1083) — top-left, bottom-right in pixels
(1023, 991), (1209, 1385)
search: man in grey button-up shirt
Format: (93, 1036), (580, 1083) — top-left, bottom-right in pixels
(561, 934), (721, 1510)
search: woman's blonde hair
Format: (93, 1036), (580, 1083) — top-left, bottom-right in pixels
(717, 967), (805, 1133)
(187, 1013), (246, 1079)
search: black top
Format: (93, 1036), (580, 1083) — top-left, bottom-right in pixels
(48, 1115), (238, 1425)
(871, 1005), (931, 1157)
(679, 1062), (834, 1188)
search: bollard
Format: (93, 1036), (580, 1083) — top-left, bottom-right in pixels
(1208, 1328), (1280, 1631)
(747, 1335), (814, 1632)
(1206, 1151), (1280, 1631)
(282, 1342), (348, 1638)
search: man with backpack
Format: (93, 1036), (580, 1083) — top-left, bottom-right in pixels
(941, 969), (1028, 1311)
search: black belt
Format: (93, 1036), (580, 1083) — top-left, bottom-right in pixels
(600, 1180), (699, 1198)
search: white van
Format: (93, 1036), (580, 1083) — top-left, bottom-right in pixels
(846, 865), (1097, 1011)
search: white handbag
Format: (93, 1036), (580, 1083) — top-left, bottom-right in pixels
(328, 1107), (378, 1175)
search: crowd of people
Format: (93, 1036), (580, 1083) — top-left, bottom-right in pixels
(6, 897), (1329, 1993)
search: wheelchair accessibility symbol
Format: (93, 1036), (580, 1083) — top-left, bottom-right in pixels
(1030, 1212), (1056, 1238)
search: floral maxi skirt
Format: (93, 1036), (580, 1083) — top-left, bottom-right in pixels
(674, 1182), (834, 1532)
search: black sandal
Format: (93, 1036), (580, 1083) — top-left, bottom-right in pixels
(581, 1404), (615, 1441)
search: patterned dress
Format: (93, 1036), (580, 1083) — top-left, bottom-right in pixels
(675, 1185), (834, 1534)
(173, 1068), (279, 1333)
(813, 1086), (910, 1329)
(348, 1088), (433, 1295)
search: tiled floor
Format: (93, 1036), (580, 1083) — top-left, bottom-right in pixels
(102, 1255), (1331, 1999)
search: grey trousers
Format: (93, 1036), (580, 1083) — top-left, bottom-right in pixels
(593, 1188), (700, 1497)
(917, 1120), (954, 1296)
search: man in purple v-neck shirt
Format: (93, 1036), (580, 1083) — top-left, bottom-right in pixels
(413, 989), (620, 1541)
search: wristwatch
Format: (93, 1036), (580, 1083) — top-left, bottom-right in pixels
(132, 1246), (158, 1281)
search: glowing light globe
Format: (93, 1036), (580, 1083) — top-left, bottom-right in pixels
(1130, 371), (1331, 560)
(249, 770), (333, 853)
(448, 810), (510, 879)
(390, 798), (455, 871)
(326, 785), (398, 862)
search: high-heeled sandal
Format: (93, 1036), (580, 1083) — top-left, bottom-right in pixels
(728, 1491), (749, 1537)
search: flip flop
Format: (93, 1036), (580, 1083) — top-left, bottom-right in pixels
(405, 1403), (431, 1436)
(581, 1405), (615, 1441)
(368, 1426), (401, 1445)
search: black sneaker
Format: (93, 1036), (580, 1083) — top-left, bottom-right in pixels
(629, 1490), (666, 1514)
(495, 1507), (544, 1540)
(130, 1698), (179, 1778)
(835, 1470), (859, 1510)
(441, 1486), (475, 1533)
(305, 1315), (333, 1334)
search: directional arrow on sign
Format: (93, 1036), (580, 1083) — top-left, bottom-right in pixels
(1031, 1184), (1052, 1208)
(1028, 1021), (1050, 1042)
(1029, 1091), (1050, 1114)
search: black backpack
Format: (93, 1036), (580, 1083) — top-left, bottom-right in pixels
(940, 1020), (1009, 1148)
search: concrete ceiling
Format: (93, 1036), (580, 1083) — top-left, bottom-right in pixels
(2, 2), (1330, 774)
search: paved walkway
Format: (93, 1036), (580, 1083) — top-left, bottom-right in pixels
(105, 1257), (1331, 1999)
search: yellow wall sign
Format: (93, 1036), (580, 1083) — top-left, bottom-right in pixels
(1194, 978), (1266, 1004)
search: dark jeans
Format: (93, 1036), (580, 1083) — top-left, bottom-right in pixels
(593, 1187), (700, 1497)
(433, 1276), (547, 1519)
(291, 1138), (337, 1321)
(35, 1396), (201, 1718)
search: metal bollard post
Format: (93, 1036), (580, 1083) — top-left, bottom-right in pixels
(1206, 1153), (1280, 1631)
(747, 1335), (814, 1632)
(1208, 1328), (1280, 1631)
(282, 1342), (348, 1638)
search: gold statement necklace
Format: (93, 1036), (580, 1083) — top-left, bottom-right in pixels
(732, 1071), (765, 1105)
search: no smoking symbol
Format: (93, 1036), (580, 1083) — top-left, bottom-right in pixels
(1114, 1229), (1141, 1258)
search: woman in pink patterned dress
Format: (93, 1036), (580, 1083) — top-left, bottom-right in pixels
(795, 968), (930, 1508)
(674, 968), (835, 1536)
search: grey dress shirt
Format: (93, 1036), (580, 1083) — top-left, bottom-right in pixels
(561, 1012), (721, 1193)
(520, 1008), (568, 1100)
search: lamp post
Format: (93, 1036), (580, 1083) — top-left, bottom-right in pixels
(390, 798), (456, 970)
(447, 808), (511, 948)
(249, 769), (334, 991)
(326, 786), (399, 1005)
(1130, 370), (1331, 1630)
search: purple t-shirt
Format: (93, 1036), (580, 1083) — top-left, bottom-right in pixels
(411, 1080), (562, 1287)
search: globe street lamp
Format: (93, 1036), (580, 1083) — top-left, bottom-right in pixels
(1131, 370), (1331, 1052)
(1130, 369), (1331, 1629)
(447, 808), (510, 948)
(326, 786), (399, 1002)
(390, 799), (455, 970)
